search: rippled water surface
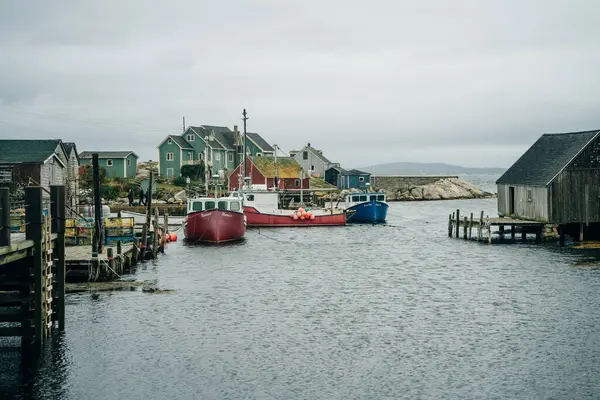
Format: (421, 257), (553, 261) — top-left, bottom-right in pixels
(2, 198), (600, 399)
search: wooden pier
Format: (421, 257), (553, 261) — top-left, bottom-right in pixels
(0, 186), (66, 353)
(448, 209), (551, 244)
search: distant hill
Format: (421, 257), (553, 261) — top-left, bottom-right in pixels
(356, 162), (506, 176)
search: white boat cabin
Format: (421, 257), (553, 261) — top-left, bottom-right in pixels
(230, 190), (279, 212)
(325, 192), (387, 210)
(187, 197), (243, 214)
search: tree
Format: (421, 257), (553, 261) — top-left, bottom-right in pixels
(80, 165), (106, 187)
(180, 164), (205, 181)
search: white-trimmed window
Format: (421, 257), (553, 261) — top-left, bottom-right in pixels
(359, 176), (365, 182)
(127, 159), (131, 166)
(214, 152), (221, 161)
(168, 138), (172, 144)
(106, 159), (113, 167)
(186, 134), (195, 142)
(187, 152), (193, 160)
(166, 152), (174, 161)
(256, 153), (263, 157)
(228, 153), (233, 162)
(198, 152), (203, 160)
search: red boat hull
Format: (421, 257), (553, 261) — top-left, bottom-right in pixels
(243, 206), (346, 227)
(184, 210), (246, 243)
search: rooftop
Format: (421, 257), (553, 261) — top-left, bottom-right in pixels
(0, 139), (63, 164)
(252, 156), (301, 179)
(496, 130), (600, 186)
(80, 151), (139, 159)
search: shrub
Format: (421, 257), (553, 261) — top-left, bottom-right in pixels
(181, 164), (205, 180)
(173, 176), (187, 187)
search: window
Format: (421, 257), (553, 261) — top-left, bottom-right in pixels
(295, 179), (300, 186)
(352, 195), (360, 202)
(168, 139), (172, 144)
(205, 201), (216, 209)
(311, 165), (315, 171)
(106, 159), (113, 167)
(527, 189), (533, 202)
(166, 152), (174, 161)
(228, 153), (233, 162)
(186, 134), (195, 142)
(192, 202), (203, 211)
(230, 201), (241, 211)
(377, 195), (385, 201)
(127, 159), (131, 166)
(359, 176), (365, 182)
(370, 195), (377, 201)
(359, 195), (367, 202)
(303, 151), (308, 160)
(198, 153), (203, 160)
(246, 195), (254, 201)
(214, 152), (221, 161)
(166, 168), (174, 177)
(256, 153), (262, 157)
(187, 152), (193, 160)
(218, 201), (228, 210)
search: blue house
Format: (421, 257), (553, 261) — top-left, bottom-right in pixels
(325, 166), (371, 190)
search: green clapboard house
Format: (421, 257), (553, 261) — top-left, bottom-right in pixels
(79, 151), (139, 178)
(157, 125), (274, 178)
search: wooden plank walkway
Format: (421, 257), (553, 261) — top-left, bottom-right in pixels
(449, 209), (549, 244)
(65, 243), (134, 262)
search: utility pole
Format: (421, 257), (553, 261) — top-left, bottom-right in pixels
(242, 109), (248, 186)
(204, 137), (209, 195)
(182, 116), (186, 132)
(92, 153), (102, 256)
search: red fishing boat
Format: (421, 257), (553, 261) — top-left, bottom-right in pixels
(183, 196), (246, 243)
(231, 190), (348, 227)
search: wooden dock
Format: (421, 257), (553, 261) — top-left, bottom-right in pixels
(65, 242), (139, 282)
(0, 186), (66, 353)
(448, 209), (551, 244)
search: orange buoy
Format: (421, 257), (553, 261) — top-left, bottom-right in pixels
(165, 233), (171, 242)
(170, 233), (178, 242)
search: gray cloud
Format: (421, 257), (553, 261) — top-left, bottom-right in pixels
(1, 0), (599, 168)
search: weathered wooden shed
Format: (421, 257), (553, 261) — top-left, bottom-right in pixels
(496, 130), (600, 237)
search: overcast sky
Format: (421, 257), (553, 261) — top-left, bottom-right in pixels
(1, 0), (599, 168)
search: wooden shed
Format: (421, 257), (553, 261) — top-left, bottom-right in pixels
(496, 130), (600, 237)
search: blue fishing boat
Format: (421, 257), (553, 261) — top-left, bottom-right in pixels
(334, 191), (389, 223)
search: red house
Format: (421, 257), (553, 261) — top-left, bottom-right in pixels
(228, 156), (310, 191)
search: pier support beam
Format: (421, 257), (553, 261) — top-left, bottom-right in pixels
(579, 223), (584, 242)
(468, 213), (473, 240)
(521, 231), (526, 241)
(0, 187), (9, 246)
(50, 185), (66, 331)
(463, 216), (468, 240)
(559, 226), (565, 247)
(510, 225), (515, 240)
(455, 209), (460, 238)
(25, 186), (43, 352)
(499, 225), (505, 241)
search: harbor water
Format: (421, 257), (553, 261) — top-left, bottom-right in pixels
(2, 195), (600, 399)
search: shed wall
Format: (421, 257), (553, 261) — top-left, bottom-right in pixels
(497, 184), (548, 221)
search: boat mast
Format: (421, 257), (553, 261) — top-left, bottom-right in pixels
(242, 109), (248, 189)
(273, 144), (278, 191)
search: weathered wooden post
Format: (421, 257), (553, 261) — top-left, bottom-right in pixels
(579, 223), (584, 242)
(477, 211), (483, 242)
(559, 225), (565, 247)
(0, 187), (10, 246)
(25, 186), (43, 351)
(448, 214), (452, 237)
(488, 224), (492, 244)
(50, 185), (66, 331)
(511, 225), (515, 240)
(536, 227), (543, 244)
(116, 240), (123, 274)
(463, 216), (467, 239)
(455, 209), (460, 238)
(152, 208), (159, 258)
(468, 213), (473, 240)
(164, 212), (169, 243)
(106, 247), (114, 278)
(499, 225), (505, 241)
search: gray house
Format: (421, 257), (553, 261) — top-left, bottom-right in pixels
(291, 143), (335, 177)
(0, 139), (67, 198)
(496, 130), (600, 237)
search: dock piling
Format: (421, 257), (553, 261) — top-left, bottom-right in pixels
(468, 213), (473, 240)
(50, 185), (66, 331)
(455, 209), (460, 238)
(25, 186), (44, 352)
(0, 187), (9, 246)
(463, 216), (467, 240)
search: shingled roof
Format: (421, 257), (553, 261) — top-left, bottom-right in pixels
(0, 139), (63, 164)
(80, 151), (139, 159)
(246, 132), (274, 152)
(496, 130), (600, 186)
(252, 156), (301, 178)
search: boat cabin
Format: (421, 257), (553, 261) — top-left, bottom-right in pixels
(345, 192), (386, 204)
(187, 197), (243, 213)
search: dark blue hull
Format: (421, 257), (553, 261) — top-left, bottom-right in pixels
(347, 201), (388, 223)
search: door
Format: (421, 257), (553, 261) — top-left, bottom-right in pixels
(166, 168), (174, 177)
(509, 186), (515, 215)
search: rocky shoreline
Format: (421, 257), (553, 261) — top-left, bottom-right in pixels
(378, 177), (495, 201)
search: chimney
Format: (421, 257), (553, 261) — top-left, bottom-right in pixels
(307, 142), (311, 147)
